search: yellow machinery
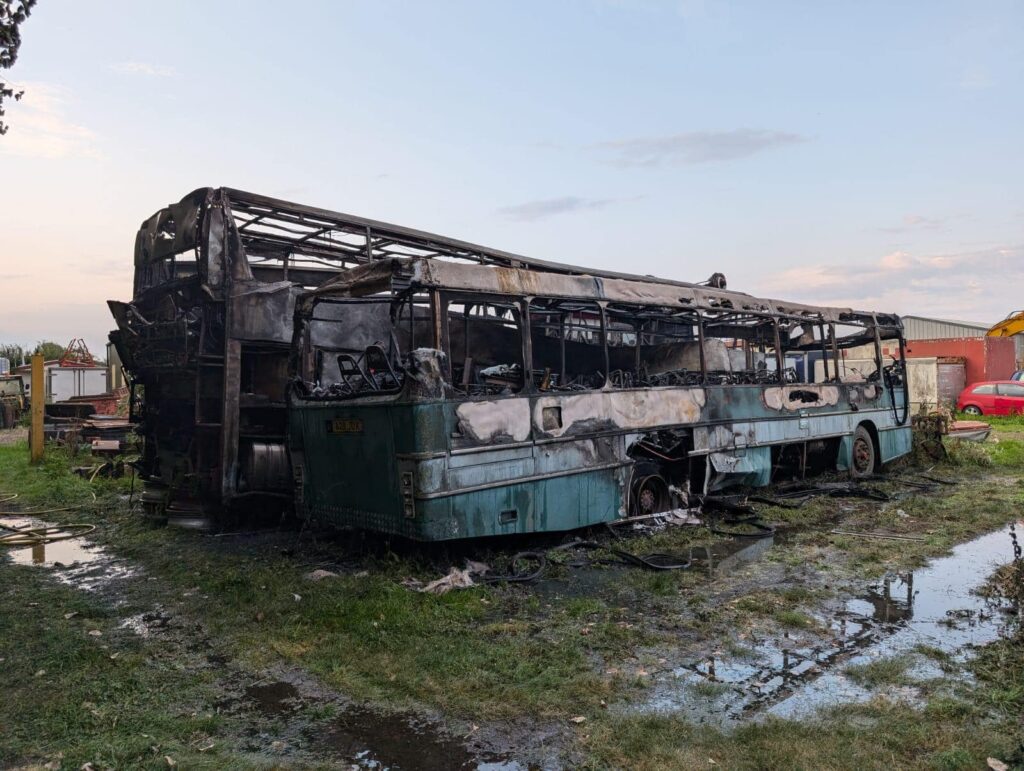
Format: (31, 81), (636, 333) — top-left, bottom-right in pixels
(987, 311), (1024, 338)
(988, 311), (1024, 374)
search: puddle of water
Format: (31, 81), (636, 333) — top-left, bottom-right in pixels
(318, 707), (480, 770)
(246, 681), (302, 714)
(641, 522), (1022, 723)
(3, 517), (104, 567)
(532, 534), (781, 604)
(696, 535), (777, 578)
(769, 523), (1020, 719)
(224, 679), (528, 770)
(1, 516), (136, 593)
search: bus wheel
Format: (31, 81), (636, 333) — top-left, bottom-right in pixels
(850, 425), (875, 479)
(633, 474), (671, 515)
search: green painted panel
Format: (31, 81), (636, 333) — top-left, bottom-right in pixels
(307, 467), (623, 541)
(295, 403), (403, 518)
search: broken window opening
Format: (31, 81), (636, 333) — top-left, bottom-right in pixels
(528, 298), (606, 391)
(699, 310), (791, 385)
(778, 314), (833, 384)
(829, 319), (884, 383)
(446, 297), (526, 395)
(298, 295), (413, 399)
(603, 305), (703, 388)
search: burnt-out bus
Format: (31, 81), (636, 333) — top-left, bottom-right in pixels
(110, 187), (910, 535)
(289, 260), (910, 541)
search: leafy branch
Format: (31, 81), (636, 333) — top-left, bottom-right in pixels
(0, 0), (37, 135)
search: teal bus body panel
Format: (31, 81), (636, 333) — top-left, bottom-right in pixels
(290, 382), (911, 540)
(879, 425), (912, 462)
(290, 401), (625, 540)
(305, 468), (621, 540)
(410, 468), (621, 540)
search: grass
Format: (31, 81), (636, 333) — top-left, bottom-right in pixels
(2, 427), (1024, 769)
(0, 563), (258, 769)
(583, 697), (1021, 771)
(970, 633), (1024, 718)
(845, 655), (914, 688)
(0, 437), (650, 721)
(0, 441), (131, 508)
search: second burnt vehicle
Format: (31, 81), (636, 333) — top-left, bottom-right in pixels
(109, 187), (911, 537)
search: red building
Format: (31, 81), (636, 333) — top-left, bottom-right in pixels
(904, 337), (1016, 385)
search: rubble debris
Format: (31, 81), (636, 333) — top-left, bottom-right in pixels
(403, 561), (490, 595)
(829, 530), (926, 542)
(304, 569), (340, 582)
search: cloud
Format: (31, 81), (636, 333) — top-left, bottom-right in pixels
(878, 214), (955, 234)
(0, 83), (99, 159)
(878, 250), (911, 271)
(107, 61), (177, 77)
(757, 244), (1024, 323)
(958, 64), (993, 90)
(497, 196), (622, 222)
(597, 129), (806, 167)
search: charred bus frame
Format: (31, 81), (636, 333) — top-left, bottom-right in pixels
(287, 257), (911, 540)
(109, 188), (910, 534)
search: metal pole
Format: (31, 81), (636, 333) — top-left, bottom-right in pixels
(30, 353), (44, 464)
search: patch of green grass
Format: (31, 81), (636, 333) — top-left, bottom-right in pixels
(958, 412), (1024, 430)
(99, 537), (650, 721)
(970, 632), (1024, 718)
(583, 696), (1019, 771)
(774, 608), (815, 629)
(845, 655), (914, 688)
(628, 568), (683, 597)
(778, 585), (819, 604)
(913, 645), (962, 675)
(687, 679), (730, 698)
(986, 438), (1024, 469)
(0, 565), (253, 769)
(0, 440), (131, 508)
(5, 429), (1024, 769)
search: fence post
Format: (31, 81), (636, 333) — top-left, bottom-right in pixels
(30, 353), (44, 464)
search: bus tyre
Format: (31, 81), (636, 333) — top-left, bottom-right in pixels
(850, 425), (875, 479)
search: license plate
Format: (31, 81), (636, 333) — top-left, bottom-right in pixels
(328, 418), (363, 434)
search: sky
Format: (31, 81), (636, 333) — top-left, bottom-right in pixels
(1, 0), (1022, 356)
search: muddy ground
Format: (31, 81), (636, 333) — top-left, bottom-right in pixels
(1, 427), (1022, 770)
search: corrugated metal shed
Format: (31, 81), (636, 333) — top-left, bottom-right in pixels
(901, 315), (991, 341)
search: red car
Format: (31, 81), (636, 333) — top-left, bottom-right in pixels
(956, 380), (1024, 416)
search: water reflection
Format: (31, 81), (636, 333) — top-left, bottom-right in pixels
(641, 522), (1023, 723)
(861, 572), (914, 623)
(1, 516), (134, 593)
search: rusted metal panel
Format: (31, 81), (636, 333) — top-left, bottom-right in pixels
(936, 361), (967, 407)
